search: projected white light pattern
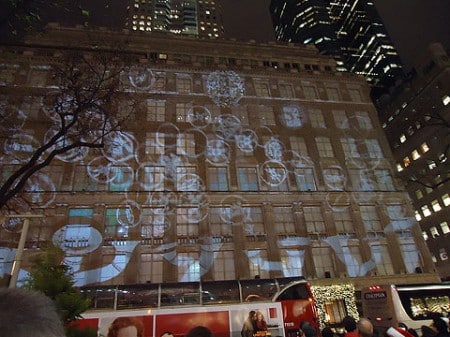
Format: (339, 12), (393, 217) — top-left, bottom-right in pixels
(0, 66), (421, 285)
(206, 71), (245, 107)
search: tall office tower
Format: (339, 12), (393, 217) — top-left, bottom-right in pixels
(377, 43), (450, 280)
(125, 0), (224, 38)
(269, 0), (404, 97)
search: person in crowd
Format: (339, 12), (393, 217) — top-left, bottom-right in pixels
(160, 332), (175, 337)
(255, 311), (268, 332)
(0, 287), (65, 337)
(300, 321), (318, 337)
(357, 318), (374, 337)
(343, 316), (359, 337)
(107, 316), (144, 337)
(242, 310), (257, 337)
(186, 326), (214, 337)
(421, 325), (438, 337)
(322, 326), (335, 337)
(432, 317), (450, 337)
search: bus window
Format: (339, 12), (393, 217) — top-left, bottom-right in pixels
(160, 282), (199, 306)
(202, 280), (240, 304)
(275, 283), (310, 301)
(117, 284), (159, 309)
(80, 285), (116, 309)
(240, 278), (278, 302)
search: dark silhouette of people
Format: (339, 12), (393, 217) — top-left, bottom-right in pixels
(186, 326), (214, 337)
(0, 288), (65, 337)
(322, 326), (335, 337)
(357, 318), (374, 337)
(343, 316), (359, 337)
(300, 321), (318, 337)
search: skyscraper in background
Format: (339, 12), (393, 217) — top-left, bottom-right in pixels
(269, 0), (404, 98)
(125, 0), (224, 38)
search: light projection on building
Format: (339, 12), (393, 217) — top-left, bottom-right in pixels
(0, 65), (423, 285)
(206, 71), (244, 107)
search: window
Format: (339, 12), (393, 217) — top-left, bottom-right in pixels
(280, 249), (304, 277)
(403, 156), (411, 167)
(396, 164), (403, 172)
(415, 210), (422, 221)
(374, 169), (395, 191)
(209, 207), (233, 236)
(178, 252), (200, 282)
(304, 206), (326, 233)
(412, 150), (420, 160)
(176, 75), (192, 93)
(279, 83), (295, 98)
(176, 102), (193, 122)
(312, 246), (335, 278)
(243, 206), (265, 234)
(442, 193), (450, 207)
(73, 165), (102, 192)
(213, 250), (235, 280)
(140, 253), (163, 283)
(387, 205), (411, 232)
(28, 66), (49, 87)
(341, 138), (360, 158)
(431, 199), (442, 212)
(333, 110), (349, 129)
(238, 167), (258, 191)
(360, 206), (383, 233)
(419, 142), (429, 153)
(153, 72), (166, 91)
(415, 189), (423, 199)
(108, 166), (134, 192)
(177, 207), (200, 238)
(309, 109), (325, 128)
(273, 207), (295, 234)
(342, 245), (363, 277)
(315, 137), (334, 157)
(422, 231), (428, 240)
(254, 81), (270, 97)
(303, 85), (317, 100)
(257, 105), (275, 125)
(324, 167), (346, 191)
(333, 209), (355, 234)
(326, 87), (340, 101)
(247, 249), (269, 279)
(294, 168), (316, 191)
(141, 208), (166, 238)
(141, 166), (165, 191)
(366, 139), (383, 158)
(400, 134), (406, 143)
(440, 221), (449, 234)
(430, 226), (439, 238)
(400, 242), (421, 274)
(421, 205), (432, 217)
(369, 243), (394, 275)
(348, 88), (362, 102)
(146, 100), (166, 122)
(289, 137), (308, 155)
(105, 208), (129, 237)
(208, 167), (229, 191)
(357, 112), (373, 129)
(177, 133), (196, 156)
(176, 166), (199, 191)
(145, 132), (164, 155)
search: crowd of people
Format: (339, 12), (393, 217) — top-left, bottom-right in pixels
(1, 287), (448, 337)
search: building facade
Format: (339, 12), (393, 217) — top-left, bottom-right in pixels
(376, 43), (450, 279)
(269, 0), (404, 97)
(0, 24), (440, 321)
(125, 0), (224, 39)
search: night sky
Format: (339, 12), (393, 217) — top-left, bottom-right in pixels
(222, 0), (450, 70)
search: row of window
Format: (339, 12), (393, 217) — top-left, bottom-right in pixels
(397, 142), (430, 171)
(0, 64), (364, 103)
(415, 193), (450, 220)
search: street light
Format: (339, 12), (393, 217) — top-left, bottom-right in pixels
(4, 213), (44, 288)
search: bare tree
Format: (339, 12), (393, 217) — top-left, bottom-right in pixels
(0, 48), (135, 214)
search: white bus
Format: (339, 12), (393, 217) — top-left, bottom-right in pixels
(361, 283), (450, 333)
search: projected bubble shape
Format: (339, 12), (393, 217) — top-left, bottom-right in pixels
(3, 133), (40, 163)
(127, 66), (155, 91)
(206, 70), (245, 107)
(52, 224), (102, 256)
